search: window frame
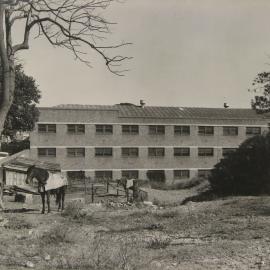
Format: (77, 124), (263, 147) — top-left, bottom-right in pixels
(174, 125), (190, 136)
(122, 170), (139, 179)
(148, 125), (165, 135)
(198, 169), (211, 178)
(95, 124), (113, 134)
(67, 148), (85, 157)
(95, 171), (113, 180)
(95, 147), (113, 157)
(174, 170), (190, 179)
(198, 126), (214, 136)
(148, 147), (165, 157)
(121, 147), (139, 157)
(174, 147), (190, 157)
(198, 147), (214, 157)
(223, 126), (238, 136)
(67, 124), (85, 134)
(38, 148), (56, 157)
(122, 125), (139, 135)
(246, 127), (261, 136)
(38, 124), (56, 133)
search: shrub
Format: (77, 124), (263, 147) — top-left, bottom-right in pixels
(209, 132), (270, 196)
(62, 200), (84, 219)
(146, 235), (171, 249)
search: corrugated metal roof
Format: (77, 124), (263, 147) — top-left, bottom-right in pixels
(2, 157), (61, 172)
(39, 104), (270, 120)
(54, 104), (117, 111)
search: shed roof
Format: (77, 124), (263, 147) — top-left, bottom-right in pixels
(2, 157), (61, 172)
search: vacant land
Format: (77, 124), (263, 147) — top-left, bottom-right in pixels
(0, 191), (270, 270)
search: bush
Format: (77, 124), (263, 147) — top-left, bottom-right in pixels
(209, 132), (270, 196)
(1, 138), (30, 155)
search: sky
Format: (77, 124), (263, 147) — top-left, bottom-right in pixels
(13, 0), (270, 108)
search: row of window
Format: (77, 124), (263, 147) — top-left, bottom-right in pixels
(38, 124), (262, 136)
(38, 147), (237, 157)
(67, 169), (211, 181)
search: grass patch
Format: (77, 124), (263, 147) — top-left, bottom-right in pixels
(40, 225), (72, 245)
(4, 216), (33, 230)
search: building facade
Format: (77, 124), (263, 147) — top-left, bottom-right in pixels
(29, 104), (270, 183)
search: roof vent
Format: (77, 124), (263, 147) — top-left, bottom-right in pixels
(140, 100), (145, 108)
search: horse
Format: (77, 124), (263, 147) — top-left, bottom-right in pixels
(25, 166), (67, 214)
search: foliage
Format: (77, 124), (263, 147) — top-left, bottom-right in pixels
(1, 138), (30, 155)
(2, 65), (40, 137)
(209, 132), (270, 196)
(250, 72), (270, 113)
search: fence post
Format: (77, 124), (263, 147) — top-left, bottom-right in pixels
(117, 181), (119, 197)
(133, 180), (139, 202)
(84, 176), (87, 197)
(106, 178), (109, 193)
(91, 184), (94, 203)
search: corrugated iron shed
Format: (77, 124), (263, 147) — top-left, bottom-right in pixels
(2, 157), (61, 173)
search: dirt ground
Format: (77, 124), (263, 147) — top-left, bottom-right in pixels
(1, 190), (270, 270)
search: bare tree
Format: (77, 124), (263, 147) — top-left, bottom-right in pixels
(0, 0), (131, 134)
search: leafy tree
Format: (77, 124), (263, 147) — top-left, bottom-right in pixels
(250, 72), (270, 113)
(2, 64), (40, 138)
(209, 133), (270, 196)
(0, 0), (130, 135)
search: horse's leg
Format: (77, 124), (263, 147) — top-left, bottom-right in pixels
(61, 187), (66, 211)
(40, 192), (45, 214)
(46, 191), (51, 213)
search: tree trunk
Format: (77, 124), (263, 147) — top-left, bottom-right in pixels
(0, 5), (15, 137)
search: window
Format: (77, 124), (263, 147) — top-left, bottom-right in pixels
(121, 148), (139, 157)
(198, 148), (214, 156)
(148, 148), (165, 157)
(95, 171), (112, 180)
(198, 126), (214, 136)
(174, 148), (190, 157)
(96, 125), (113, 134)
(67, 171), (85, 181)
(198, 170), (211, 178)
(222, 148), (237, 157)
(174, 170), (190, 179)
(67, 124), (85, 134)
(67, 148), (85, 157)
(147, 170), (165, 182)
(223, 126), (238, 136)
(122, 125), (139, 135)
(149, 125), (165, 135)
(246, 127), (261, 136)
(38, 124), (56, 133)
(122, 170), (139, 179)
(174, 126), (190, 136)
(38, 148), (56, 157)
(95, 148), (113, 157)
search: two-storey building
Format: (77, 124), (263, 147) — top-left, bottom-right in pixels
(29, 104), (270, 183)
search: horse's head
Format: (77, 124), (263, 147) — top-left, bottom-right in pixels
(25, 166), (35, 184)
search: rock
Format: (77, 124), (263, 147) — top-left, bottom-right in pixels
(143, 201), (153, 207)
(44, 254), (51, 261)
(25, 261), (35, 268)
(95, 226), (110, 232)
